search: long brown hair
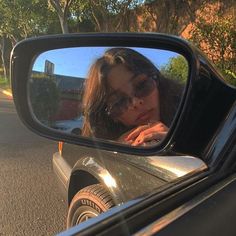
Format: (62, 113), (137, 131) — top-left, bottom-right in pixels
(82, 48), (183, 140)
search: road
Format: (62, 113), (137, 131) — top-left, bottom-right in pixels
(0, 92), (67, 235)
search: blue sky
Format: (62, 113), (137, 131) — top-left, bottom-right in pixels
(33, 47), (183, 78)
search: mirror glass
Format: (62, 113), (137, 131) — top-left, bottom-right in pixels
(29, 47), (188, 146)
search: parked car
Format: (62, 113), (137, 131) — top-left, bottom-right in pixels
(11, 33), (236, 235)
(51, 116), (84, 134)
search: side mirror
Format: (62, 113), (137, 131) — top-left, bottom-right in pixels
(11, 33), (236, 230)
(11, 33), (236, 156)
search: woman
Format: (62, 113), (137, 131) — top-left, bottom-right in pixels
(82, 48), (183, 146)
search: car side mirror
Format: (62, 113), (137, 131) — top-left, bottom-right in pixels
(11, 33), (236, 156)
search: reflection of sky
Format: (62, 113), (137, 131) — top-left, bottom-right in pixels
(33, 47), (182, 78)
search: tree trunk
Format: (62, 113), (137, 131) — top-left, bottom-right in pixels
(0, 36), (11, 81)
(59, 15), (69, 34)
(49, 0), (71, 34)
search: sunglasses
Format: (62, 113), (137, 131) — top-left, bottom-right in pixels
(106, 73), (158, 118)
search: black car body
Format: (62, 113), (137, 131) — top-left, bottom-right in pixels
(53, 142), (206, 205)
(11, 33), (236, 235)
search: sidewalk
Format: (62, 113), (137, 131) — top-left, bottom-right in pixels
(0, 87), (13, 98)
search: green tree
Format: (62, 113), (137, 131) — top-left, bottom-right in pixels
(0, 0), (59, 80)
(48, 0), (74, 33)
(0, 37), (11, 81)
(0, 0), (58, 41)
(67, 0), (95, 32)
(161, 56), (189, 84)
(190, 12), (235, 85)
(30, 76), (60, 125)
(88, 0), (137, 32)
(70, 0), (139, 32)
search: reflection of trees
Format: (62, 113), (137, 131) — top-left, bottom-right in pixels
(161, 56), (188, 84)
(29, 75), (59, 125)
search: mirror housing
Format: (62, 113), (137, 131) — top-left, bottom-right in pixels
(11, 33), (236, 157)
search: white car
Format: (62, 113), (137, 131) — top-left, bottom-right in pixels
(52, 116), (84, 135)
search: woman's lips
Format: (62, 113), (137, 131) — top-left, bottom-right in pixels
(135, 109), (153, 123)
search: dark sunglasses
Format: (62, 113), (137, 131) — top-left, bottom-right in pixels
(106, 73), (159, 118)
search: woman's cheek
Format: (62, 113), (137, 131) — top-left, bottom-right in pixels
(116, 112), (136, 127)
(148, 88), (160, 119)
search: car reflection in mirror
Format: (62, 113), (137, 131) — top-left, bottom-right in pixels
(51, 116), (84, 135)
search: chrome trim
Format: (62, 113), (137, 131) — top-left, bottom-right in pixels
(53, 152), (71, 188)
(146, 155), (208, 179)
(134, 174), (236, 236)
(118, 154), (208, 182)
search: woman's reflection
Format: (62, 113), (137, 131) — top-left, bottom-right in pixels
(82, 48), (183, 146)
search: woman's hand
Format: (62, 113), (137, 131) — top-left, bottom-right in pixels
(119, 122), (169, 146)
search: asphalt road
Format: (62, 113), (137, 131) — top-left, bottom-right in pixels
(0, 92), (67, 235)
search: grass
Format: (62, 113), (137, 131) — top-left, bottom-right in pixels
(0, 77), (11, 91)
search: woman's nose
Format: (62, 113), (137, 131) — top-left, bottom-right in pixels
(129, 96), (144, 109)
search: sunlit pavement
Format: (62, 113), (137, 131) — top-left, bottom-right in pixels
(0, 90), (67, 235)
(0, 88), (12, 98)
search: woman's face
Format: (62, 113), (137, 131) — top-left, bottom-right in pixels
(106, 64), (160, 127)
